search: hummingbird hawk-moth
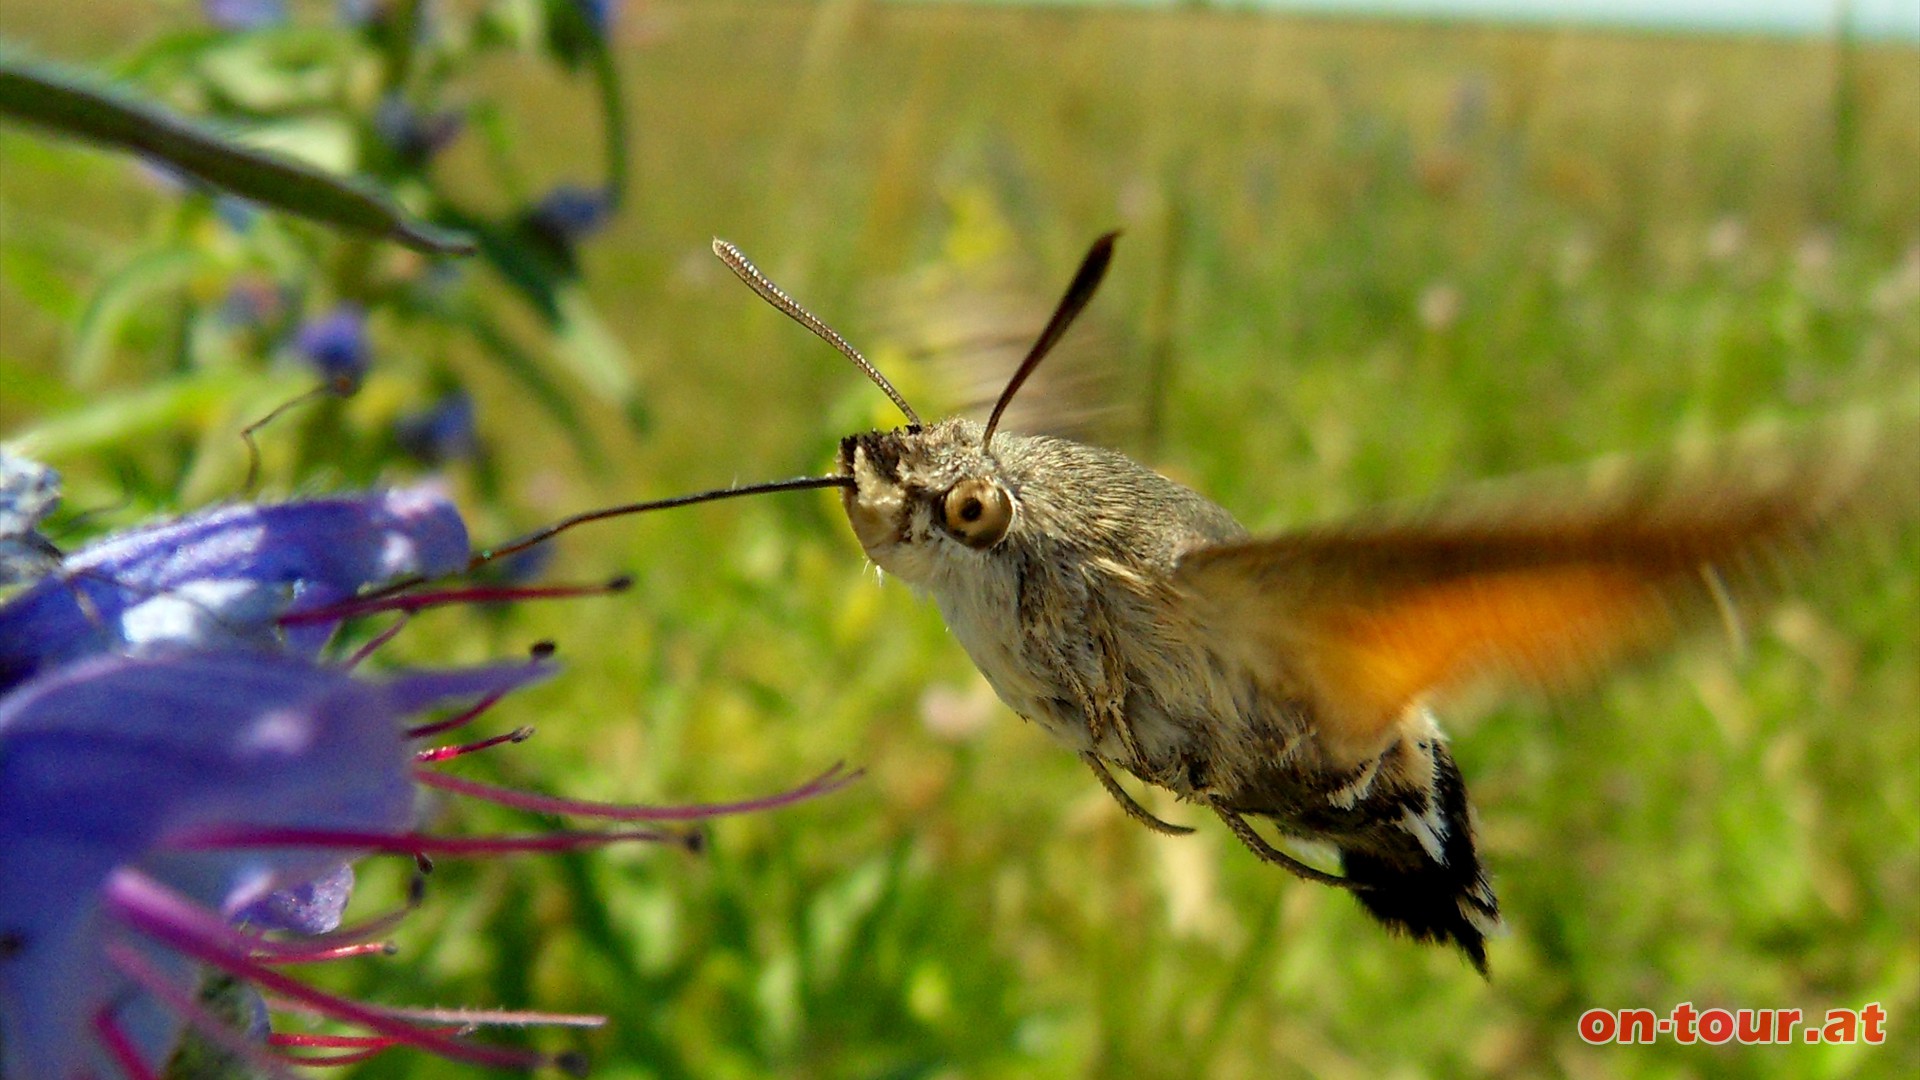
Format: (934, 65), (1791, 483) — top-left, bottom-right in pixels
(505, 232), (1909, 974)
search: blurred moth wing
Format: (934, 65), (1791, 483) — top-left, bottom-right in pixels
(863, 241), (1126, 442)
(1176, 407), (1911, 767)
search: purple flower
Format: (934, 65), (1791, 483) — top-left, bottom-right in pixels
(0, 487), (470, 692)
(373, 95), (464, 167)
(293, 304), (371, 392)
(0, 647), (858, 1076)
(0, 651), (557, 1077)
(394, 389), (479, 465)
(203, 0), (286, 30)
(0, 471), (869, 1072)
(581, 0), (618, 36)
(527, 184), (614, 245)
(235, 862), (356, 933)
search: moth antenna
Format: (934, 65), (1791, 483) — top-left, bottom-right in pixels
(711, 239), (922, 428)
(982, 231), (1120, 452)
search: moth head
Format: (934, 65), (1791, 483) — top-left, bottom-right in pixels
(837, 419), (1017, 580)
(711, 232), (1117, 581)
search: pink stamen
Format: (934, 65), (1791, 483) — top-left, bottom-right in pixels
(405, 690), (506, 739)
(214, 921), (391, 964)
(412, 761), (861, 822)
(254, 940), (395, 964)
(103, 940), (303, 1080)
(168, 824), (699, 856)
(91, 1007), (161, 1080)
(269, 1029), (452, 1066)
(344, 615), (411, 669)
(104, 870), (561, 1074)
(279, 578), (630, 628)
(414, 725), (533, 762)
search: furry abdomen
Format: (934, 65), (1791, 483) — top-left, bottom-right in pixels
(1218, 722), (1501, 971)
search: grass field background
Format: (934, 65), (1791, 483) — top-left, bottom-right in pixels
(2, 2), (1918, 1077)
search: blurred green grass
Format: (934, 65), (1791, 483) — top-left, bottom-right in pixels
(3, 2), (1918, 1078)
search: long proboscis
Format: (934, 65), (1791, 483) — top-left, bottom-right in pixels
(366, 475), (854, 600)
(712, 239), (923, 428)
(981, 231), (1120, 452)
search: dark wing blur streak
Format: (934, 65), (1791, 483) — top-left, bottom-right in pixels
(868, 257), (1122, 443)
(982, 232), (1120, 449)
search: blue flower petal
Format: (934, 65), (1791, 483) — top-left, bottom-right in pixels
(294, 304), (370, 391)
(0, 651), (551, 1079)
(394, 389), (479, 465)
(528, 184), (613, 243)
(374, 96), (465, 165)
(234, 863), (355, 934)
(0, 487), (469, 692)
(583, 0), (619, 37)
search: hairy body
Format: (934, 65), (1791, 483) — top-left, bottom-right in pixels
(841, 419), (1499, 966)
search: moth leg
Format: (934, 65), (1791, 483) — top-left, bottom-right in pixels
(1087, 707), (1147, 775)
(1092, 627), (1149, 770)
(1208, 801), (1362, 890)
(1056, 614), (1150, 773)
(1083, 752), (1194, 836)
(1060, 662), (1149, 776)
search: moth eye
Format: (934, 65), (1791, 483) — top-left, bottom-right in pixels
(941, 477), (1013, 549)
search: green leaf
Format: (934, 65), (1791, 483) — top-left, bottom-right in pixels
(68, 246), (211, 387)
(0, 43), (473, 256)
(458, 210), (564, 323)
(111, 27), (229, 84)
(8, 368), (258, 460)
(0, 224), (82, 326)
(544, 0), (630, 209)
(553, 285), (639, 406)
(458, 303), (609, 471)
(194, 30), (351, 114)
(585, 21), (629, 213)
(0, 359), (86, 414)
(238, 116), (357, 175)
